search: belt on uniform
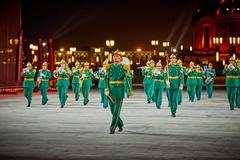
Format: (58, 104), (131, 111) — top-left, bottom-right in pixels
(144, 76), (151, 78)
(226, 76), (238, 78)
(188, 76), (196, 78)
(83, 78), (91, 80)
(99, 78), (104, 80)
(154, 79), (164, 82)
(24, 78), (34, 81)
(41, 79), (49, 81)
(169, 76), (179, 79)
(110, 80), (124, 84)
(196, 76), (202, 79)
(73, 76), (79, 78)
(58, 77), (69, 80)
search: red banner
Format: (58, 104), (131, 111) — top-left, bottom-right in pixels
(17, 30), (23, 84)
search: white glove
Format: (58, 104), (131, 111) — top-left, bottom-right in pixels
(82, 74), (86, 78)
(40, 73), (45, 78)
(179, 84), (183, 90)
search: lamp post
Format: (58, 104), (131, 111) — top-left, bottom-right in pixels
(213, 36), (223, 62)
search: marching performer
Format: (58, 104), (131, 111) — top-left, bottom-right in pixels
(21, 62), (36, 107)
(53, 59), (71, 108)
(153, 60), (165, 109)
(204, 63), (216, 98)
(94, 60), (108, 108)
(105, 51), (132, 134)
(222, 57), (238, 110)
(81, 62), (93, 105)
(186, 61), (197, 102)
(71, 61), (82, 101)
(177, 59), (187, 105)
(141, 61), (154, 103)
(236, 59), (240, 108)
(195, 65), (204, 100)
(165, 54), (184, 117)
(37, 62), (51, 105)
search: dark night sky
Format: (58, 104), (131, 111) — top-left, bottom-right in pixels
(22, 0), (218, 50)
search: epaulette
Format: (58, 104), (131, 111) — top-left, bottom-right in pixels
(33, 69), (36, 73)
(89, 68), (93, 73)
(67, 68), (72, 74)
(123, 64), (130, 71)
(105, 63), (111, 70)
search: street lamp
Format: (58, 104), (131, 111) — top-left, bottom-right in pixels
(151, 40), (158, 56)
(106, 40), (115, 47)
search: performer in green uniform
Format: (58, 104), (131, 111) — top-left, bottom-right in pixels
(153, 60), (165, 109)
(177, 59), (187, 105)
(125, 69), (134, 98)
(105, 51), (132, 134)
(186, 61), (197, 102)
(94, 60), (108, 108)
(37, 62), (51, 105)
(21, 62), (36, 107)
(81, 62), (93, 105)
(165, 54), (184, 117)
(204, 63), (216, 98)
(71, 61), (82, 101)
(195, 65), (204, 101)
(236, 59), (240, 108)
(222, 57), (238, 110)
(53, 59), (71, 108)
(141, 61), (154, 103)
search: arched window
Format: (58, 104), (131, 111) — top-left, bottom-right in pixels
(203, 25), (210, 48)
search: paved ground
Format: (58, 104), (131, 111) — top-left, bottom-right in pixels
(0, 88), (240, 160)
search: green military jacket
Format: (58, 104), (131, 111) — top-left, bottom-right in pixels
(106, 63), (130, 99)
(95, 67), (107, 89)
(72, 68), (82, 84)
(204, 69), (216, 84)
(153, 68), (165, 89)
(142, 67), (153, 85)
(81, 69), (93, 88)
(222, 65), (239, 87)
(195, 71), (204, 85)
(186, 68), (197, 85)
(37, 69), (51, 88)
(166, 64), (184, 89)
(21, 68), (36, 88)
(55, 67), (71, 87)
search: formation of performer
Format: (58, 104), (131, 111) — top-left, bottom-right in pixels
(153, 60), (165, 109)
(37, 62), (51, 105)
(204, 63), (216, 98)
(94, 60), (108, 108)
(164, 54), (184, 117)
(222, 56), (239, 110)
(53, 59), (71, 108)
(21, 62), (36, 107)
(71, 61), (82, 101)
(105, 51), (132, 134)
(81, 62), (94, 105)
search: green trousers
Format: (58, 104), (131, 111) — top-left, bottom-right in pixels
(166, 88), (170, 107)
(99, 88), (108, 108)
(58, 85), (68, 107)
(236, 87), (240, 108)
(40, 87), (48, 105)
(154, 89), (163, 109)
(177, 90), (182, 105)
(226, 87), (237, 110)
(196, 85), (203, 100)
(169, 89), (179, 115)
(24, 87), (33, 107)
(206, 83), (214, 98)
(109, 98), (123, 132)
(72, 83), (80, 101)
(187, 85), (196, 102)
(82, 87), (90, 105)
(144, 84), (153, 102)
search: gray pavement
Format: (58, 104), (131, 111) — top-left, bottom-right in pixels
(0, 88), (240, 160)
